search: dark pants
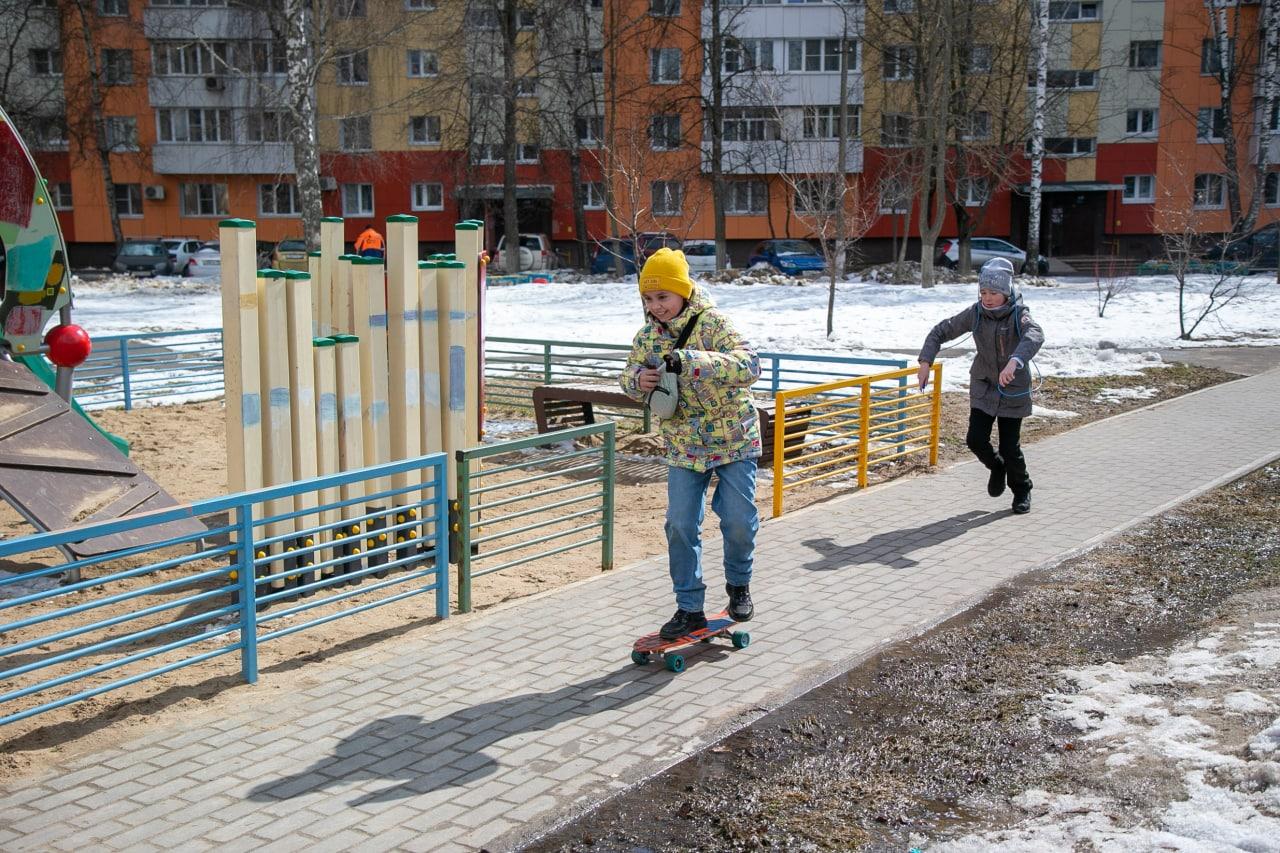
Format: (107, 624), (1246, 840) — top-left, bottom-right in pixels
(966, 408), (1031, 494)
(359, 248), (384, 259)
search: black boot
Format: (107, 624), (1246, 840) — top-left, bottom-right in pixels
(660, 609), (707, 640)
(726, 583), (754, 622)
(1012, 491), (1031, 514)
(987, 455), (1006, 498)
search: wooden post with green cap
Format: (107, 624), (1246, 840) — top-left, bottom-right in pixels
(312, 335), (340, 575)
(217, 218), (263, 497)
(284, 270), (319, 592)
(319, 216), (344, 335)
(257, 269), (297, 590)
(333, 333), (366, 582)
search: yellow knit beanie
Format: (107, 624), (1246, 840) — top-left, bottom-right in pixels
(638, 247), (693, 300)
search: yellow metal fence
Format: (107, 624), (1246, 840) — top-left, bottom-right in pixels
(771, 364), (942, 517)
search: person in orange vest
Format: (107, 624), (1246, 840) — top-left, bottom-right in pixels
(355, 225), (384, 259)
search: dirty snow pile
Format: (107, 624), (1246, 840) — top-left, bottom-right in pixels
(924, 619), (1280, 852)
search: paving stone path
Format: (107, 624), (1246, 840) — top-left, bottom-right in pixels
(3, 368), (1279, 853)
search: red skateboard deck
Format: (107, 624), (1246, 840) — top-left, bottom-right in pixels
(631, 610), (751, 673)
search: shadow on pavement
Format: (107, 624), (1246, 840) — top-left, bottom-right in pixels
(247, 665), (670, 806)
(801, 509), (1006, 571)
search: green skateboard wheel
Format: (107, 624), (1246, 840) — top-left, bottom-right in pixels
(631, 650), (650, 665)
(731, 631), (750, 649)
(664, 654), (685, 673)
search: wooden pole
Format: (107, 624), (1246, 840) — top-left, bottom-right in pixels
(319, 216), (344, 336)
(333, 254), (355, 335)
(333, 334), (365, 581)
(217, 218), (263, 496)
(313, 337), (340, 575)
(284, 270), (319, 587)
(418, 260), (442, 455)
(436, 260), (468, 501)
(453, 221), (484, 445)
(257, 269), (297, 589)
(385, 214), (422, 478)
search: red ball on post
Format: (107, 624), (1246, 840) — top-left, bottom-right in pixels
(44, 324), (92, 368)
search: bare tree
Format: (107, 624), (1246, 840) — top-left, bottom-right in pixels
(1092, 256), (1134, 318)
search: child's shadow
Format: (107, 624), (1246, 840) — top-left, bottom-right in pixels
(247, 665), (669, 806)
(801, 510), (1005, 572)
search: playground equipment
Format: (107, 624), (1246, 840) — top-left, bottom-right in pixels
(218, 216), (486, 592)
(0, 105), (202, 563)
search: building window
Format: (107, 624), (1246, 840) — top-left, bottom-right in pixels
(471, 143), (503, 164)
(879, 178), (910, 214)
(650, 48), (681, 84)
(105, 116), (138, 151)
(884, 0), (913, 11)
(575, 114), (604, 145)
(650, 114), (681, 150)
(726, 179), (767, 215)
(881, 113), (912, 147)
(247, 111), (289, 143)
(961, 111), (991, 140)
(29, 116), (68, 150)
(152, 41), (227, 75)
(466, 6), (499, 28)
(1122, 175), (1155, 204)
(49, 182), (73, 210)
(157, 108), (232, 143)
(259, 183), (299, 216)
(180, 183), (229, 217)
(1040, 69), (1097, 89)
(795, 178), (834, 213)
(342, 183), (374, 216)
(721, 108), (781, 141)
(516, 143), (539, 163)
(651, 181), (683, 215)
(787, 39), (855, 73)
(1129, 40), (1161, 69)
(1048, 1), (1099, 21)
(409, 115), (441, 145)
(650, 0), (680, 15)
(516, 76), (538, 97)
(337, 50), (369, 85)
(102, 49), (133, 85)
(1126, 108), (1157, 136)
(1034, 137), (1096, 156)
(582, 181), (605, 209)
(29, 48), (63, 76)
(1202, 38), (1233, 75)
(960, 177), (990, 207)
(336, 0), (366, 18)
(407, 50), (439, 77)
(148, 0), (229, 5)
(340, 115), (372, 151)
(411, 182), (444, 211)
(724, 39), (774, 73)
(1193, 173), (1225, 209)
(883, 46), (915, 81)
(1265, 173), (1280, 206)
(405, 0), (436, 8)
(251, 41), (287, 74)
(115, 184), (142, 216)
(1197, 107), (1225, 142)
(98, 0), (127, 15)
(517, 7), (536, 28)
(802, 105), (860, 139)
(576, 49), (604, 74)
(963, 45), (992, 75)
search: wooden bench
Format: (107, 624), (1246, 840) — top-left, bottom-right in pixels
(531, 382), (801, 465)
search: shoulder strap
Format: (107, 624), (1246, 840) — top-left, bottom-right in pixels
(671, 311), (702, 350)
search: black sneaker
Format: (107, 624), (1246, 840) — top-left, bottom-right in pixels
(726, 584), (754, 622)
(1012, 492), (1031, 514)
(987, 458), (1006, 498)
(659, 609), (707, 640)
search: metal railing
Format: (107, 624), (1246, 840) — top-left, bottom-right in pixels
(0, 453), (449, 726)
(75, 328), (225, 410)
(771, 364), (941, 517)
(455, 421), (614, 613)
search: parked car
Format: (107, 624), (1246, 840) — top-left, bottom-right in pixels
(590, 238), (637, 275)
(186, 242), (222, 279)
(112, 239), (172, 276)
(680, 240), (727, 274)
(634, 231), (681, 262)
(1200, 222), (1279, 272)
(495, 233), (555, 272)
(937, 237), (1050, 276)
(747, 239), (827, 274)
(271, 238), (309, 271)
(163, 238), (204, 277)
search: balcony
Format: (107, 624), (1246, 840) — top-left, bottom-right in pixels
(152, 143), (294, 175)
(149, 75), (284, 109)
(703, 139), (863, 175)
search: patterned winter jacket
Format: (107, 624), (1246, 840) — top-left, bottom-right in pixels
(619, 285), (762, 471)
(918, 296), (1045, 418)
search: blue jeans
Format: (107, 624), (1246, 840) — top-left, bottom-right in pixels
(665, 459), (759, 612)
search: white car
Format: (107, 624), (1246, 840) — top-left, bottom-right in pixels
(163, 238), (204, 276)
(185, 243), (222, 279)
(937, 237), (1049, 275)
(681, 240), (727, 274)
(495, 233), (555, 272)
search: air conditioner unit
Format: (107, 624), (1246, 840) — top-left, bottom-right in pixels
(204, 76), (224, 91)
(319, 176), (338, 191)
(143, 184), (166, 201)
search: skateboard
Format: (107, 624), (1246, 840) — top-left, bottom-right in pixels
(631, 610), (751, 673)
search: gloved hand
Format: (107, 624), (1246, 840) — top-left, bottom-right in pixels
(663, 352), (683, 375)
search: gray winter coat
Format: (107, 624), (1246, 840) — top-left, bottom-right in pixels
(919, 298), (1045, 418)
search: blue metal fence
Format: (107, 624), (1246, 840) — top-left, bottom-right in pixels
(75, 328), (225, 410)
(0, 453), (449, 726)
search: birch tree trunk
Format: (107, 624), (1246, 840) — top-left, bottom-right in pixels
(284, 0), (323, 249)
(1026, 0), (1048, 274)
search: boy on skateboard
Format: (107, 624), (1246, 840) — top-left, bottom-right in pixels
(619, 248), (762, 639)
(916, 257), (1045, 514)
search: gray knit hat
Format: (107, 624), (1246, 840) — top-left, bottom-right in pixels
(978, 257), (1014, 297)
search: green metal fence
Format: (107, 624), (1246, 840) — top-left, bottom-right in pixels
(455, 421), (615, 612)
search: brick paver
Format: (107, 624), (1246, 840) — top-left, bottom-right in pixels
(2, 369), (1279, 852)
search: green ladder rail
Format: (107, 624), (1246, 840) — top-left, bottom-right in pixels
(15, 354), (130, 455)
